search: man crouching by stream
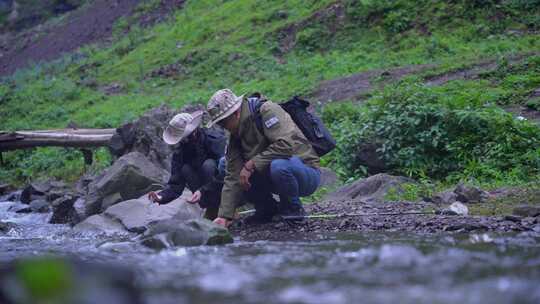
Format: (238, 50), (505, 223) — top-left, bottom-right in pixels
(148, 110), (226, 220)
(207, 89), (321, 228)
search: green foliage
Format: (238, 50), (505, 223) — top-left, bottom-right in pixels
(15, 257), (74, 302)
(1, 0), (539, 184)
(383, 181), (435, 202)
(0, 148), (111, 186)
(325, 81), (540, 182)
(527, 98), (540, 111)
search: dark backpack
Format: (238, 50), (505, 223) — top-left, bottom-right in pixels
(249, 94), (336, 157)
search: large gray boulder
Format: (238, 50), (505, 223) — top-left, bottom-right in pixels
(108, 104), (207, 171)
(82, 152), (169, 218)
(103, 193), (201, 233)
(108, 104), (178, 171)
(140, 218), (233, 249)
(324, 173), (413, 203)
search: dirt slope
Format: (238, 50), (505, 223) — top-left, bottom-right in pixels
(0, 0), (184, 77)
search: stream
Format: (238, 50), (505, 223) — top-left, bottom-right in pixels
(1, 200), (540, 304)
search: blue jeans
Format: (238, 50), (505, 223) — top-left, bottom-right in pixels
(245, 156), (321, 217)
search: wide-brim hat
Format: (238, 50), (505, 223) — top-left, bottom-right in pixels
(162, 110), (203, 145)
(206, 89), (244, 128)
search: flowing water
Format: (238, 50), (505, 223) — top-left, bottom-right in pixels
(1, 200), (540, 304)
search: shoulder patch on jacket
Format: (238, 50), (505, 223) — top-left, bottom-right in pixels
(264, 116), (279, 128)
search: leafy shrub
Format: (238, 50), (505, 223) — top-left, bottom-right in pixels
(0, 147), (112, 185)
(325, 82), (540, 182)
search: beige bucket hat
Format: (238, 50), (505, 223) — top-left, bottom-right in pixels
(162, 110), (203, 145)
(206, 89), (244, 128)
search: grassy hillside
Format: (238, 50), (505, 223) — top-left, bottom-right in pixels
(1, 0), (539, 186)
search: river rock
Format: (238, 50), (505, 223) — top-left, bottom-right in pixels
(449, 202), (469, 216)
(49, 195), (79, 224)
(0, 183), (13, 195)
(73, 214), (129, 235)
(431, 190), (457, 205)
(0, 257), (143, 304)
(0, 190), (21, 202)
(454, 183), (489, 204)
(103, 193), (201, 233)
(20, 180), (70, 204)
(108, 104), (178, 171)
(82, 152), (169, 217)
(0, 221), (16, 233)
(320, 167), (338, 187)
(324, 174), (413, 203)
(513, 205), (540, 217)
(20, 182), (47, 204)
(140, 218), (233, 249)
(29, 199), (50, 213)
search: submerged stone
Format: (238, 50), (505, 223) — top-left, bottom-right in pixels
(29, 199), (50, 213)
(140, 218), (233, 249)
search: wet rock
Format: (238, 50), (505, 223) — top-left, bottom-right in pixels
(0, 257), (143, 304)
(104, 194), (201, 233)
(140, 218), (233, 249)
(454, 183), (489, 204)
(0, 183), (13, 195)
(75, 172), (97, 195)
(49, 195), (79, 224)
(432, 190), (457, 205)
(324, 174), (413, 203)
(513, 205), (540, 217)
(0, 221), (16, 233)
(20, 180), (70, 204)
(45, 188), (68, 202)
(82, 152), (169, 217)
(29, 199), (50, 213)
(98, 241), (143, 253)
(533, 224), (540, 233)
(320, 167), (338, 187)
(448, 202), (469, 216)
(504, 215), (522, 223)
(72, 197), (87, 221)
(0, 190), (21, 202)
(12, 203), (32, 213)
(73, 214), (129, 235)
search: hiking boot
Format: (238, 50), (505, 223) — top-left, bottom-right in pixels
(278, 204), (307, 222)
(242, 212), (274, 226)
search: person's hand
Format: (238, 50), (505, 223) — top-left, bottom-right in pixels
(239, 160), (255, 191)
(188, 190), (202, 204)
(148, 191), (162, 204)
(213, 217), (231, 228)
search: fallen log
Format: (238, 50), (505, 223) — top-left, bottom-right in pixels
(0, 129), (115, 152)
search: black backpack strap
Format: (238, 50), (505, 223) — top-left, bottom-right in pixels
(247, 93), (264, 134)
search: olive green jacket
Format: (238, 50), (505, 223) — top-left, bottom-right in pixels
(218, 97), (320, 219)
